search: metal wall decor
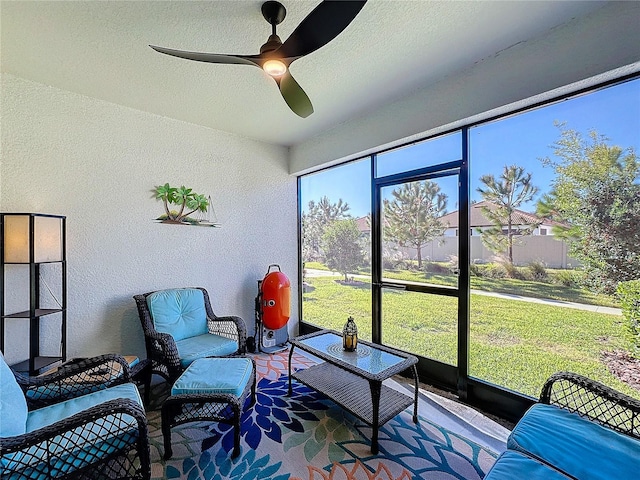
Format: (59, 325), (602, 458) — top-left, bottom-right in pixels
(153, 183), (219, 227)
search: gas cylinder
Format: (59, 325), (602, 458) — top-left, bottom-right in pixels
(260, 264), (290, 330)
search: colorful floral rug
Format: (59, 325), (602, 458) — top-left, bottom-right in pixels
(147, 351), (498, 479)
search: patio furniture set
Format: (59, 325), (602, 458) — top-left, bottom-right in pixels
(1, 287), (254, 479)
(3, 286), (639, 479)
(133, 287), (419, 458)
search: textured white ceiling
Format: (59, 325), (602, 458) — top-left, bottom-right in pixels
(1, 1), (609, 147)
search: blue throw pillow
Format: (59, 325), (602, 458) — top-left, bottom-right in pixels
(0, 351), (28, 437)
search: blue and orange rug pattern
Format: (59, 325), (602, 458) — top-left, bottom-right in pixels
(147, 351), (498, 479)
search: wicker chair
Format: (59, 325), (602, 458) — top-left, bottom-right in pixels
(0, 353), (150, 480)
(133, 287), (247, 385)
(540, 371), (640, 439)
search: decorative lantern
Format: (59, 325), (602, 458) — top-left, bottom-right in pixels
(342, 316), (358, 352)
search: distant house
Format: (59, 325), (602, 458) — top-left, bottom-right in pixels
(355, 216), (370, 236)
(354, 204), (575, 267)
(355, 201), (561, 237)
(439, 201), (562, 237)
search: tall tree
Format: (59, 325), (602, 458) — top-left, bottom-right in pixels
(383, 181), (448, 268)
(321, 219), (364, 281)
(312, 197), (350, 226)
(537, 124), (640, 293)
(302, 196), (351, 262)
(477, 165), (539, 265)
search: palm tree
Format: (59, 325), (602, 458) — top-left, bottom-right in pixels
(154, 183), (178, 219)
(153, 183), (210, 223)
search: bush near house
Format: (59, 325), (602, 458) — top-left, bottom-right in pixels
(527, 261), (548, 281)
(617, 280), (640, 358)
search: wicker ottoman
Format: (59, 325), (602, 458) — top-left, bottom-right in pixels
(161, 357), (256, 459)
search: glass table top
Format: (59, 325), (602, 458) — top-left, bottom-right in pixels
(296, 331), (408, 375)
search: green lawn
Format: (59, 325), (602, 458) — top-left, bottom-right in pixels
(381, 268), (618, 307)
(304, 261), (330, 271)
(302, 276), (638, 400)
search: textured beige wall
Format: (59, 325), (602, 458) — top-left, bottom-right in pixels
(1, 74), (297, 364)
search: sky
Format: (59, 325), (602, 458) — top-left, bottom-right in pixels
(300, 77), (640, 218)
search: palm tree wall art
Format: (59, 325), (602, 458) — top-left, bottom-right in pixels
(153, 183), (219, 226)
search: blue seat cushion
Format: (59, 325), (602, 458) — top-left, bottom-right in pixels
(26, 383), (142, 432)
(508, 403), (640, 480)
(2, 383), (143, 477)
(0, 351), (28, 437)
(175, 333), (238, 368)
(484, 451), (572, 480)
(147, 288), (208, 341)
(172, 358), (253, 398)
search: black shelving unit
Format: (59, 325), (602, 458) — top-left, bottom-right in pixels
(1, 213), (67, 375)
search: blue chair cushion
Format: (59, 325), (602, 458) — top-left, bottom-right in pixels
(0, 351), (28, 437)
(175, 333), (239, 368)
(484, 451), (572, 480)
(508, 403), (640, 480)
(2, 383), (143, 477)
(26, 383), (142, 432)
(147, 288), (208, 341)
(172, 357), (253, 398)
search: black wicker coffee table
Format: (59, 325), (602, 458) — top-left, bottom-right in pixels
(288, 330), (419, 454)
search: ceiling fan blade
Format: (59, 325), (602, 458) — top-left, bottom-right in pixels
(276, 1), (367, 59)
(149, 45), (261, 67)
(277, 71), (314, 118)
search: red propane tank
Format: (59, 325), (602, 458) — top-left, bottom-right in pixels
(261, 265), (291, 330)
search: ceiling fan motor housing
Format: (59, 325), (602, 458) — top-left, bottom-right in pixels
(261, 1), (287, 26)
(260, 34), (283, 54)
(261, 1), (286, 54)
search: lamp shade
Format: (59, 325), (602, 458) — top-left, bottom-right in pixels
(2, 214), (64, 263)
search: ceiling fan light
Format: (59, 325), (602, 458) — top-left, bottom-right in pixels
(263, 59), (287, 77)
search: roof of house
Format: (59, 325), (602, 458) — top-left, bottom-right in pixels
(355, 201), (563, 233)
(355, 216), (370, 233)
(439, 201), (560, 229)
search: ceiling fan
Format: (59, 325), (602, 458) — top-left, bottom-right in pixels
(150, 1), (367, 118)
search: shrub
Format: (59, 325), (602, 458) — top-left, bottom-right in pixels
(470, 263), (482, 277)
(321, 219), (364, 281)
(382, 248), (408, 271)
(406, 259), (421, 271)
(616, 280), (640, 358)
(527, 261), (548, 281)
(448, 255), (460, 276)
(551, 269), (581, 287)
(424, 262), (450, 274)
(481, 263), (507, 279)
(502, 262), (523, 279)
